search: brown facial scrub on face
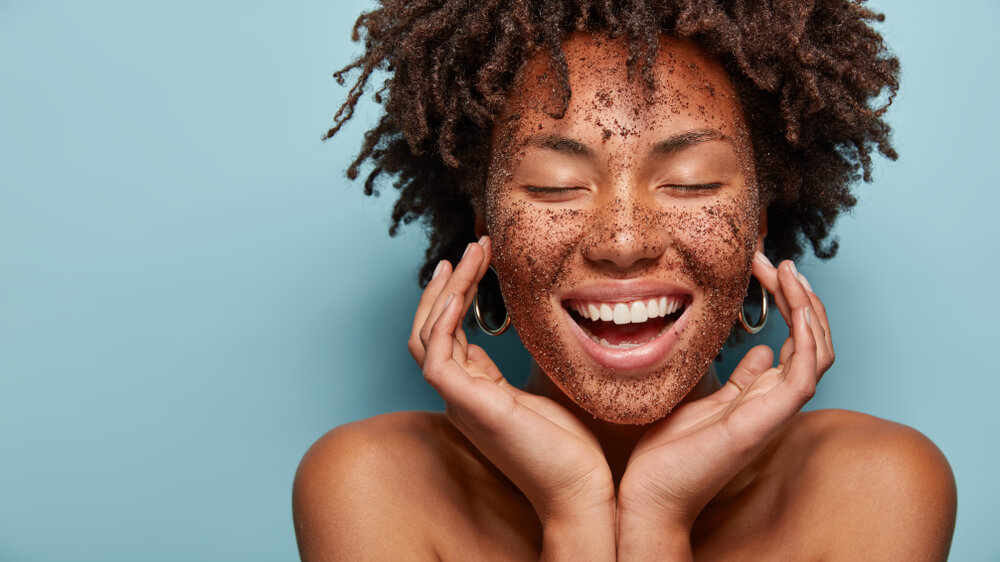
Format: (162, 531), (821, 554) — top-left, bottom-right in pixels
(486, 33), (761, 424)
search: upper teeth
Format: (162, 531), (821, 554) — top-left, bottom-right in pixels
(570, 296), (685, 325)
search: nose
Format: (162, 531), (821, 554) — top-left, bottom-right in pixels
(582, 196), (666, 271)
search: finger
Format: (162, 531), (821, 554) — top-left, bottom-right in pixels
(419, 240), (488, 351)
(455, 236), (494, 317)
(777, 265), (832, 375)
(453, 236), (493, 359)
(714, 345), (774, 402)
(796, 272), (835, 374)
(409, 259), (452, 365)
(764, 259), (804, 366)
(778, 336), (795, 366)
(751, 251), (791, 324)
(774, 261), (817, 371)
(469, 235), (493, 312)
(743, 305), (818, 436)
(467, 344), (505, 384)
(776, 260), (815, 319)
(452, 327), (469, 364)
(779, 305), (818, 407)
(453, 237), (494, 358)
(423, 294), (469, 392)
(425, 297), (513, 427)
(466, 346), (537, 402)
(773, 260), (813, 363)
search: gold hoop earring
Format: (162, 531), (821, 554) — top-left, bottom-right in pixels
(474, 266), (510, 336)
(739, 284), (768, 334)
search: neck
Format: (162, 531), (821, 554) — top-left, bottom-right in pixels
(525, 362), (722, 487)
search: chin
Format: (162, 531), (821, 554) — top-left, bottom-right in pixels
(514, 293), (739, 425)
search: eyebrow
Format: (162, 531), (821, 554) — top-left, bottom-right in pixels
(648, 129), (728, 157)
(521, 129), (728, 159)
(522, 134), (594, 157)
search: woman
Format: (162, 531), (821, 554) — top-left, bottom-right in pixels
(294, 1), (956, 559)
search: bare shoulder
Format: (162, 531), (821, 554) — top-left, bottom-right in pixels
(778, 409), (957, 561)
(292, 411), (455, 561)
(294, 411), (540, 561)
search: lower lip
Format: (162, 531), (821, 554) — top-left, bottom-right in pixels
(563, 305), (690, 372)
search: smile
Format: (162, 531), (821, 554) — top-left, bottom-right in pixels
(561, 292), (692, 371)
(568, 296), (686, 326)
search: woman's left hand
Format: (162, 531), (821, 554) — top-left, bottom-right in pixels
(616, 253), (835, 558)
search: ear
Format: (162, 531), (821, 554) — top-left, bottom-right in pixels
(755, 205), (768, 254)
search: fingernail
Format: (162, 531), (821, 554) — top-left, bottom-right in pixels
(798, 273), (813, 292)
(788, 261), (799, 277)
(432, 260), (445, 280)
(462, 243), (473, 258)
(754, 251), (773, 268)
(478, 235), (489, 247)
(804, 307), (812, 327)
(444, 294), (454, 308)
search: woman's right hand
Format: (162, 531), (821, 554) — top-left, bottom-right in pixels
(409, 236), (615, 559)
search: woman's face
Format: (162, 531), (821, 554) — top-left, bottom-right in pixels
(484, 33), (762, 424)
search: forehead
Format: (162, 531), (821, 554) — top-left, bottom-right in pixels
(499, 33), (747, 150)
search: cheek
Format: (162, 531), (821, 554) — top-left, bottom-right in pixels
(666, 192), (759, 324)
(487, 199), (589, 303)
(673, 197), (757, 279)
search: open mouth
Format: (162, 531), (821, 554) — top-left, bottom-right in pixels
(564, 296), (690, 350)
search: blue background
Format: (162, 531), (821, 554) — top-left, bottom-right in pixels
(1, 0), (996, 559)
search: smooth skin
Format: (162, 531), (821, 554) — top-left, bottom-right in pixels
(294, 245), (956, 560)
(293, 35), (956, 561)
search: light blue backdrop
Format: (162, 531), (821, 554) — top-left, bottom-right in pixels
(1, 0), (996, 559)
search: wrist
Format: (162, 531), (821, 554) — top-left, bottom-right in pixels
(616, 472), (699, 533)
(617, 502), (693, 562)
(540, 503), (616, 562)
(616, 514), (692, 562)
(535, 472), (616, 529)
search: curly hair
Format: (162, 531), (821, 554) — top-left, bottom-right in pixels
(326, 0), (899, 299)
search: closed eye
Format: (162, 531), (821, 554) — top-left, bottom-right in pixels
(521, 185), (589, 201)
(524, 186), (586, 194)
(659, 182), (723, 193)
